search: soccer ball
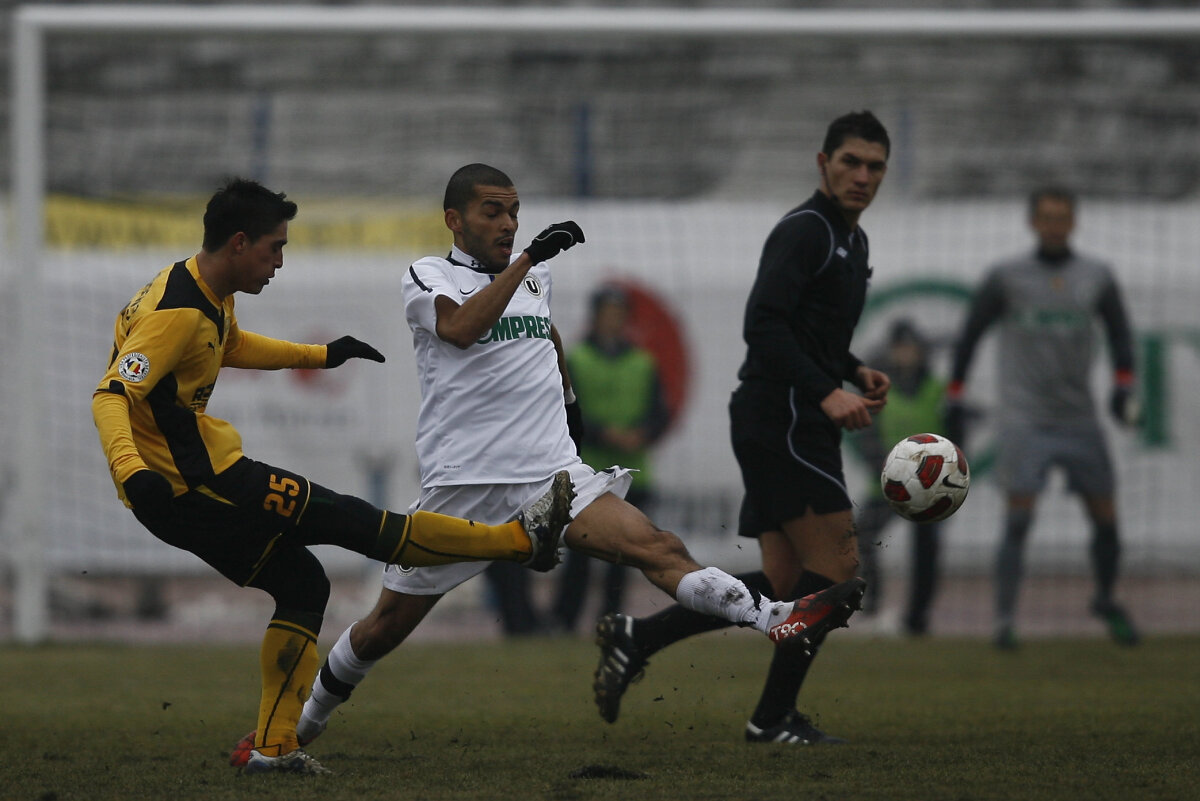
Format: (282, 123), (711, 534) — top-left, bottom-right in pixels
(881, 433), (970, 523)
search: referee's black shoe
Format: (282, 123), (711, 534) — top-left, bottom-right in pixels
(745, 710), (847, 745)
(593, 613), (649, 724)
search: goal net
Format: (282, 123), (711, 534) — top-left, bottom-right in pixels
(5, 6), (1200, 642)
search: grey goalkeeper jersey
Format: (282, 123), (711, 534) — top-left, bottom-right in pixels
(950, 248), (1135, 427)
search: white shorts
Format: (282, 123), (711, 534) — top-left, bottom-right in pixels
(382, 461), (633, 595)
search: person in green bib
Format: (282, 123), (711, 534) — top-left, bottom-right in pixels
(852, 318), (947, 635)
(552, 285), (670, 632)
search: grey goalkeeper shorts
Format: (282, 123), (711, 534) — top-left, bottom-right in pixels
(995, 419), (1114, 496)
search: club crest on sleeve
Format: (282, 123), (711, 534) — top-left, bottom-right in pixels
(118, 352), (151, 382)
(523, 275), (544, 297)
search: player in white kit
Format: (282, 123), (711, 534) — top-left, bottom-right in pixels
(229, 164), (865, 763)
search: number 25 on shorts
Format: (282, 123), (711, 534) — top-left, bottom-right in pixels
(263, 473), (301, 518)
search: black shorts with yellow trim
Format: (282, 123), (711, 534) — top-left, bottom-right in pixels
(132, 457), (382, 586)
(730, 380), (852, 538)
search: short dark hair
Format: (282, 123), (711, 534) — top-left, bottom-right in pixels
(888, 317), (928, 351)
(589, 284), (630, 317)
(443, 163), (514, 213)
(1028, 186), (1076, 217)
(822, 110), (890, 158)
(202, 178), (297, 252)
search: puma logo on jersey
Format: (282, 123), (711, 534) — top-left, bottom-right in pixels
(476, 314), (553, 345)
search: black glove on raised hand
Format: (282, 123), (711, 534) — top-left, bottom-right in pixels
(325, 336), (385, 368)
(123, 469), (175, 520)
(523, 221), (585, 264)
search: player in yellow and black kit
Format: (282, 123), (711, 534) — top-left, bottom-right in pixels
(92, 178), (573, 776)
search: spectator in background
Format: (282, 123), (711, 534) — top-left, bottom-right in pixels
(480, 559), (544, 636)
(851, 319), (946, 636)
(551, 285), (670, 633)
(947, 186), (1140, 650)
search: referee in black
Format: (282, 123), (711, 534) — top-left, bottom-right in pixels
(593, 111), (891, 744)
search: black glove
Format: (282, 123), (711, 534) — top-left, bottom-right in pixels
(123, 469), (175, 520)
(943, 400), (968, 450)
(523, 221), (585, 264)
(1110, 385), (1140, 427)
(565, 399), (584, 453)
(325, 336), (385, 368)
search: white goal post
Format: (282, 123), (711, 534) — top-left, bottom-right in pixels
(9, 5), (1200, 644)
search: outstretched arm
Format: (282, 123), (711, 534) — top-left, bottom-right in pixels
(435, 254), (537, 348)
(436, 222), (584, 349)
(223, 327), (383, 370)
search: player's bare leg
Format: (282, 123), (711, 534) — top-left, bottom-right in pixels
(781, 508), (860, 583)
(291, 589), (440, 745)
(568, 492), (861, 646)
(593, 508), (864, 737)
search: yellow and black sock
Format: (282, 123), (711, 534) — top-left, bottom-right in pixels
(254, 610), (321, 757)
(370, 510), (530, 567)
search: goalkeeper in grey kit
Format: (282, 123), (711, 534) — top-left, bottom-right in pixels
(946, 186), (1140, 649)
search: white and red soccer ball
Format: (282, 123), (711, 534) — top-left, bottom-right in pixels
(881, 433), (970, 523)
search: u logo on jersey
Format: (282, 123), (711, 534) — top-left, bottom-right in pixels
(523, 275), (544, 297)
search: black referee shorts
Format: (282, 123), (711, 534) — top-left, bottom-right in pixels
(133, 457), (383, 588)
(730, 380), (852, 537)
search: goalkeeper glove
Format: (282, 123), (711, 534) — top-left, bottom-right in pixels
(523, 221), (585, 264)
(1110, 385), (1141, 427)
(123, 469), (175, 520)
(325, 336), (385, 368)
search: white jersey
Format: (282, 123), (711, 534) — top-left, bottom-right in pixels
(402, 245), (577, 486)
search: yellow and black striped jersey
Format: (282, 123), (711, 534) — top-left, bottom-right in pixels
(93, 255), (328, 506)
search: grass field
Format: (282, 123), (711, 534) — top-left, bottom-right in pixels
(2, 632), (1197, 801)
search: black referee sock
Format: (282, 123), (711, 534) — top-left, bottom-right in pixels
(634, 571), (775, 657)
(750, 570), (835, 729)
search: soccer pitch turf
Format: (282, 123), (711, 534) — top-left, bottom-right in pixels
(2, 633), (1197, 801)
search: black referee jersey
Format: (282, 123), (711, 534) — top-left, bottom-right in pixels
(737, 190), (871, 404)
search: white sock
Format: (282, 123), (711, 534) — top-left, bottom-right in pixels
(298, 623), (376, 741)
(674, 567), (786, 633)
